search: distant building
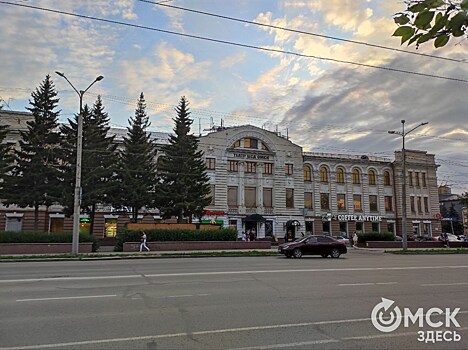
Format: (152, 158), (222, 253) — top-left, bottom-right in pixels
(439, 185), (467, 235)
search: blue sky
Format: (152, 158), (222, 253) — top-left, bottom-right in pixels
(0, 0), (467, 193)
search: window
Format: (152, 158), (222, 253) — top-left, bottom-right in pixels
(384, 171), (391, 186)
(320, 167), (328, 182)
(415, 172), (420, 187)
(286, 188), (294, 208)
(337, 194), (346, 210)
(320, 193), (330, 210)
(228, 160), (238, 172)
(339, 222), (348, 236)
(410, 196), (415, 212)
(228, 187), (238, 207)
(206, 158), (215, 170)
(352, 169), (361, 184)
(263, 188), (273, 208)
(369, 195), (378, 212)
(371, 222), (380, 232)
(232, 140), (241, 148)
(261, 142), (269, 151)
(209, 185), (215, 206)
(303, 165), (312, 182)
(356, 222), (364, 233)
(245, 187), (256, 208)
(424, 197), (429, 213)
(422, 173), (427, 187)
(387, 222), (395, 233)
(385, 196), (393, 211)
(104, 218), (117, 237)
(368, 170), (376, 185)
(417, 196), (422, 213)
(285, 164), (293, 175)
(244, 138), (258, 149)
(336, 168), (345, 183)
(263, 163), (273, 175)
(353, 195), (362, 211)
(246, 162), (256, 173)
(304, 192), (313, 209)
(50, 217), (64, 233)
(408, 171), (413, 186)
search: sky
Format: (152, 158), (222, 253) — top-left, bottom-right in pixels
(0, 0), (467, 194)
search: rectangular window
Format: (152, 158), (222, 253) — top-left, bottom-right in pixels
(415, 172), (420, 187)
(356, 222), (364, 233)
(50, 218), (64, 233)
(285, 164), (293, 175)
(408, 171), (413, 186)
(228, 160), (238, 172)
(244, 138), (257, 149)
(245, 187), (256, 208)
(385, 196), (393, 212)
(424, 197), (429, 213)
(387, 222), (395, 233)
(410, 196), (415, 212)
(263, 163), (273, 174)
(422, 173), (427, 187)
(245, 162), (256, 173)
(304, 192), (313, 209)
(417, 196), (422, 213)
(320, 193), (330, 210)
(228, 187), (238, 207)
(369, 195), (378, 212)
(337, 194), (346, 210)
(371, 222), (380, 232)
(263, 188), (273, 208)
(286, 188), (294, 208)
(206, 158), (216, 170)
(353, 195), (362, 211)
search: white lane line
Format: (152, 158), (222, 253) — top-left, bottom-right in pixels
(339, 282), (397, 286)
(16, 294), (117, 302)
(2, 265), (468, 283)
(421, 282), (468, 286)
(228, 339), (339, 350)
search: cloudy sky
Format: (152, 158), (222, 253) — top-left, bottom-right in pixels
(0, 0), (467, 193)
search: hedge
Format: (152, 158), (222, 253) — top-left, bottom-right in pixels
(356, 232), (395, 243)
(0, 231), (99, 252)
(115, 228), (237, 251)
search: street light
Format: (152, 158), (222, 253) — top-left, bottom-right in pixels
(55, 72), (104, 254)
(388, 120), (428, 251)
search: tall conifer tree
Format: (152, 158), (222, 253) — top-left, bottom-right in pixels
(0, 106), (15, 200)
(117, 93), (157, 222)
(2, 75), (62, 230)
(157, 96), (211, 223)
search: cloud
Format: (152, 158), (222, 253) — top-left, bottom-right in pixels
(220, 52), (247, 68)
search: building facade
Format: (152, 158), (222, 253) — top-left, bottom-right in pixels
(0, 110), (442, 239)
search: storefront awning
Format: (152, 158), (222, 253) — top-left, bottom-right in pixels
(243, 214), (266, 223)
(286, 220), (301, 227)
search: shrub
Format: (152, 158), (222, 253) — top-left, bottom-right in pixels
(357, 232), (394, 243)
(115, 228), (237, 251)
(0, 231), (99, 252)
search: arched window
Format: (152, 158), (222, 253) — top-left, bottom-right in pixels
(368, 169), (376, 185)
(352, 169), (361, 184)
(384, 171), (391, 186)
(320, 167), (329, 183)
(336, 168), (345, 183)
(303, 165), (312, 182)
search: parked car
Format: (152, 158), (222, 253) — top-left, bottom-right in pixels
(278, 235), (347, 258)
(435, 233), (461, 242)
(335, 235), (351, 246)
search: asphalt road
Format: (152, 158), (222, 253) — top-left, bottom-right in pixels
(0, 250), (467, 350)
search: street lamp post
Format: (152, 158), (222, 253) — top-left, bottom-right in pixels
(388, 120), (428, 251)
(55, 72), (104, 254)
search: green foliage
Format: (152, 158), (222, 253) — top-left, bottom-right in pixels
(0, 119), (14, 198)
(156, 96), (211, 222)
(0, 231), (99, 251)
(116, 92), (158, 222)
(394, 0), (468, 48)
(115, 228), (237, 251)
(356, 232), (395, 243)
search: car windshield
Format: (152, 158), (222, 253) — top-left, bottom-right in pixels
(294, 236), (310, 243)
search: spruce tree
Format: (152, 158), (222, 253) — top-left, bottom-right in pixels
(157, 96), (211, 223)
(117, 93), (157, 222)
(2, 75), (62, 230)
(0, 107), (15, 200)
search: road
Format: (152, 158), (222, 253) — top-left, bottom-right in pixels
(0, 250), (467, 349)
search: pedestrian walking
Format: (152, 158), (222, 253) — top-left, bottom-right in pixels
(139, 231), (150, 252)
(353, 233), (358, 248)
(241, 231), (247, 241)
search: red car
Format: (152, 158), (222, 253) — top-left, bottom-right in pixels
(278, 235), (347, 258)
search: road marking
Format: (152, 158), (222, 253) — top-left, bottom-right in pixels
(420, 282), (468, 286)
(167, 293), (211, 298)
(339, 282), (398, 286)
(1, 265), (468, 284)
(16, 294), (117, 302)
(1, 315), (467, 350)
(228, 339), (339, 349)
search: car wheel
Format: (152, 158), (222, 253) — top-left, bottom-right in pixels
(330, 248), (341, 258)
(321, 253), (328, 258)
(293, 248), (302, 258)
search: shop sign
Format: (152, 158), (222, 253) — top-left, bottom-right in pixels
(322, 214), (383, 222)
(232, 152), (270, 160)
(204, 210), (225, 216)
